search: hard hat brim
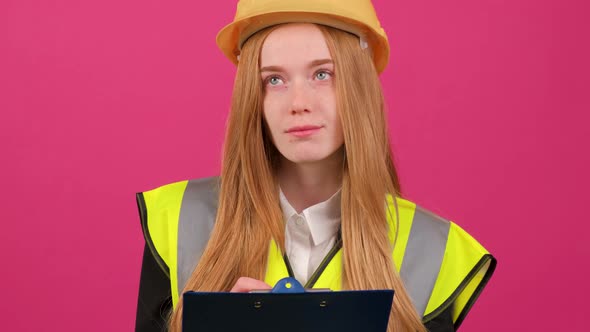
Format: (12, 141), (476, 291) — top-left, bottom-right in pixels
(216, 10), (390, 73)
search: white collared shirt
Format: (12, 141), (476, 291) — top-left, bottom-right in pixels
(279, 189), (342, 285)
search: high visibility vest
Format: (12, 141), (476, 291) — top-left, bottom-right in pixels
(137, 177), (496, 327)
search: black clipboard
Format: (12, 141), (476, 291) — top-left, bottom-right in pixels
(182, 277), (394, 332)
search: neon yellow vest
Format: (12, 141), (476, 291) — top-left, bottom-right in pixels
(137, 177), (496, 327)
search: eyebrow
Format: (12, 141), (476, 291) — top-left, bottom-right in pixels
(260, 59), (334, 73)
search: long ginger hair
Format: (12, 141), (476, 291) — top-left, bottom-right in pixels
(169, 24), (426, 332)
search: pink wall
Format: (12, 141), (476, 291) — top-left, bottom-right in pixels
(1, 0), (588, 330)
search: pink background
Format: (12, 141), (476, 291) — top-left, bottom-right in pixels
(1, 0), (588, 330)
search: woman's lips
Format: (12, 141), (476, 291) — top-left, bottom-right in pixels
(286, 125), (323, 137)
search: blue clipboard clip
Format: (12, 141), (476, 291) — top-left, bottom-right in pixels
(271, 277), (306, 293)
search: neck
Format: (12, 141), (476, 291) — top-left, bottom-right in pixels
(278, 148), (344, 213)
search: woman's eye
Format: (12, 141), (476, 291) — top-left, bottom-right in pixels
(267, 76), (283, 86)
(315, 71), (331, 80)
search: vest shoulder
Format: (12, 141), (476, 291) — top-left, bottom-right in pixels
(137, 176), (220, 238)
(388, 195), (489, 253)
(135, 177), (221, 288)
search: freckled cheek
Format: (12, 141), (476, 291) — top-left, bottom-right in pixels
(263, 95), (290, 119)
(312, 85), (336, 103)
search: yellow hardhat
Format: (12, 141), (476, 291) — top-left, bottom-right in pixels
(216, 0), (390, 73)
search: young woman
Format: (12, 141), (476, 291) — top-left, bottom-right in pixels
(135, 1), (496, 331)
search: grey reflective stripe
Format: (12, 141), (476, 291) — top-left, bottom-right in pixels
(177, 177), (220, 293)
(399, 205), (450, 316)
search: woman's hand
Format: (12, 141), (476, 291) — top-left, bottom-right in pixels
(230, 277), (272, 293)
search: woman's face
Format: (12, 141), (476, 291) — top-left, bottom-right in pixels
(260, 23), (344, 165)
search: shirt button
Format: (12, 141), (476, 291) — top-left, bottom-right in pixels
(295, 216), (304, 226)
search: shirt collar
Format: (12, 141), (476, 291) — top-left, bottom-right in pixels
(279, 188), (342, 246)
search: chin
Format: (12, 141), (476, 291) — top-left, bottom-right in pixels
(284, 152), (334, 165)
(279, 144), (343, 165)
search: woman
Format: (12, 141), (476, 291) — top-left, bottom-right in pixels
(135, 1), (496, 331)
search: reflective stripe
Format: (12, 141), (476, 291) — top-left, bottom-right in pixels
(400, 206), (449, 316)
(389, 197), (417, 273)
(176, 177), (219, 295)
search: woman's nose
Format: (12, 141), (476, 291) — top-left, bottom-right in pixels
(289, 79), (312, 114)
